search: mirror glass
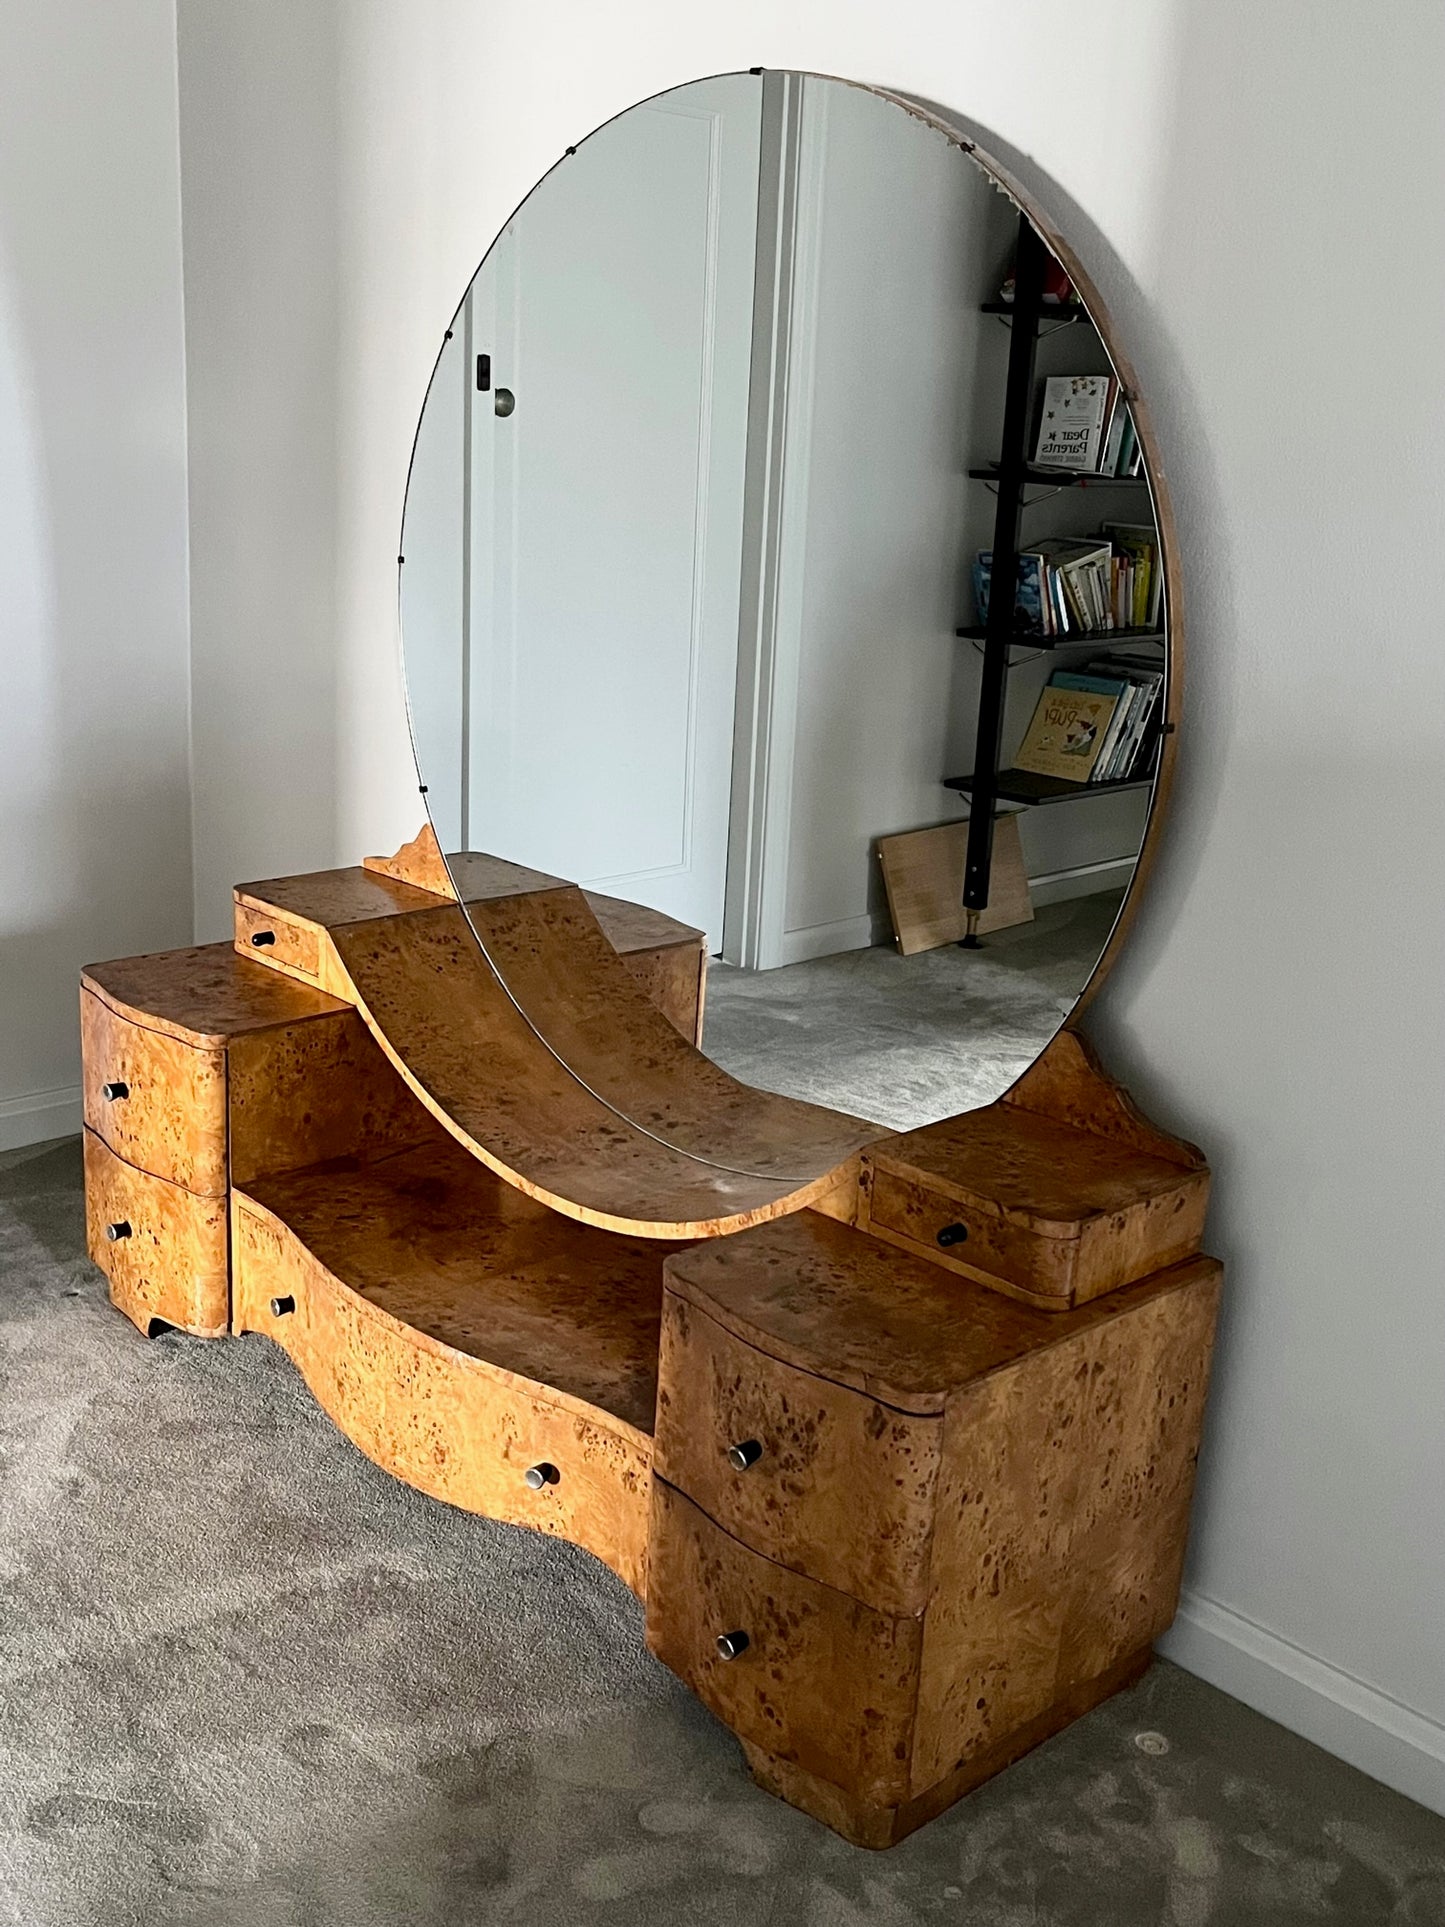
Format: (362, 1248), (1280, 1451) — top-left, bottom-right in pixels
(400, 71), (1168, 1175)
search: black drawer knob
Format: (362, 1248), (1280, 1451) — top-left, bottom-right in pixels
(727, 1438), (763, 1471)
(936, 1222), (969, 1248)
(104, 1220), (132, 1243)
(250, 930), (277, 948)
(716, 1630), (750, 1661)
(100, 1080), (130, 1102)
(524, 1462), (560, 1490)
(269, 1295), (295, 1317)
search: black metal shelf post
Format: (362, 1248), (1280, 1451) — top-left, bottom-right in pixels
(961, 211), (1048, 942)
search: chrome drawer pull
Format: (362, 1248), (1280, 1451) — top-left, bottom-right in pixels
(524, 1462), (560, 1490)
(727, 1438), (763, 1471)
(936, 1222), (969, 1248)
(250, 930), (277, 948)
(104, 1220), (132, 1242)
(269, 1295), (296, 1317)
(100, 1080), (130, 1102)
(716, 1630), (750, 1660)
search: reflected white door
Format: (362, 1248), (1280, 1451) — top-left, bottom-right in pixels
(466, 75), (761, 946)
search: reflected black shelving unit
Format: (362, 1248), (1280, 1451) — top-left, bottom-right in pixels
(954, 209), (1162, 939)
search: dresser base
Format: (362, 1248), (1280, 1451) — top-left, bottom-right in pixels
(741, 1644), (1152, 1849)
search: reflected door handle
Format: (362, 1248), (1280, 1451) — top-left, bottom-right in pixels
(493, 387), (515, 417)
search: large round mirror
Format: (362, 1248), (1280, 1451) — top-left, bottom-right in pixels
(399, 71), (1174, 1178)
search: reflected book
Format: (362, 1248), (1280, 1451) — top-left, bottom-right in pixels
(973, 551), (1047, 634)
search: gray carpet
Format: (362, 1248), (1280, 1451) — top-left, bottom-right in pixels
(703, 895), (1124, 1130)
(3, 1136), (1444, 1926)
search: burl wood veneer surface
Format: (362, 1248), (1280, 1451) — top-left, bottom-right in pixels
(869, 1105), (1199, 1230)
(460, 885), (882, 1177)
(83, 1128), (229, 1338)
(237, 855), (705, 953)
(231, 1180), (656, 1596)
(655, 1291), (941, 1614)
(913, 1259), (1221, 1788)
(664, 1211), (1208, 1416)
(82, 942), (347, 1048)
(80, 987), (229, 1194)
(647, 1480), (923, 1807)
(321, 905), (858, 1238)
(1002, 1027), (1206, 1169)
(237, 1136), (672, 1433)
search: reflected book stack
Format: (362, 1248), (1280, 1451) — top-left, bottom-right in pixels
(973, 523), (1162, 637)
(1011, 655), (1164, 786)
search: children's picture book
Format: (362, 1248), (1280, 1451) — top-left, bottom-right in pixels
(1012, 683), (1119, 783)
(1051, 670), (1134, 778)
(1033, 374), (1117, 472)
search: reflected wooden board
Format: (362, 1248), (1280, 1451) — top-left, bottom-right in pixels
(878, 816), (1033, 955)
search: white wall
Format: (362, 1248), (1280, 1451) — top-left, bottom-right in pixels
(176, 0), (1445, 1812)
(0, 0), (193, 1150)
(767, 78), (1014, 965)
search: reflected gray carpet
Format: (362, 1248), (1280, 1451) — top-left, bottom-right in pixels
(3, 1137), (1444, 1925)
(702, 893), (1125, 1130)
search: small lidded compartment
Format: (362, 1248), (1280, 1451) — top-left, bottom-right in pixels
(858, 1032), (1209, 1309)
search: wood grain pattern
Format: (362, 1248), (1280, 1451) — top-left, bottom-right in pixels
(456, 885), (881, 1176)
(1004, 1028), (1205, 1169)
(80, 988), (227, 1194)
(646, 1480), (923, 1805)
(83, 1128), (229, 1337)
(322, 903), (867, 1238)
(615, 940), (705, 1044)
(912, 1257), (1221, 1789)
(231, 1143), (674, 1595)
(237, 1138), (673, 1430)
(232, 897), (321, 981)
(227, 1009), (434, 1186)
(663, 1210), (1196, 1415)
(82, 943), (348, 1049)
(654, 1292), (941, 1614)
(859, 1060), (1208, 1308)
(878, 815), (1033, 955)
(740, 1645), (1151, 1849)
(362, 822), (457, 896)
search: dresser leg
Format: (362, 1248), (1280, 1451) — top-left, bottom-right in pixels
(740, 1644), (1153, 1848)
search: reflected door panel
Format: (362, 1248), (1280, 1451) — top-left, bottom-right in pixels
(468, 78), (762, 945)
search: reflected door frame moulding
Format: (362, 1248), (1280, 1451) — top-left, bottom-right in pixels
(723, 67), (822, 972)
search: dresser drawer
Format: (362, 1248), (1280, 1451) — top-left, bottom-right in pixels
(646, 1480), (921, 1806)
(231, 1194), (652, 1597)
(232, 897), (322, 981)
(83, 1130), (229, 1336)
(862, 1164), (1080, 1306)
(861, 1109), (1208, 1311)
(80, 988), (227, 1195)
(654, 1291), (940, 1615)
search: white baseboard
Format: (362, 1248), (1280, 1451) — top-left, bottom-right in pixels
(1161, 1588), (1445, 1816)
(0, 1085), (82, 1152)
(774, 911), (889, 967)
(1027, 854), (1138, 907)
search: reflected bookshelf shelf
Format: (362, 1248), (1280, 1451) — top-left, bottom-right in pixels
(944, 768), (1157, 808)
(980, 299), (1091, 324)
(955, 624), (1164, 653)
(968, 464), (1150, 489)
